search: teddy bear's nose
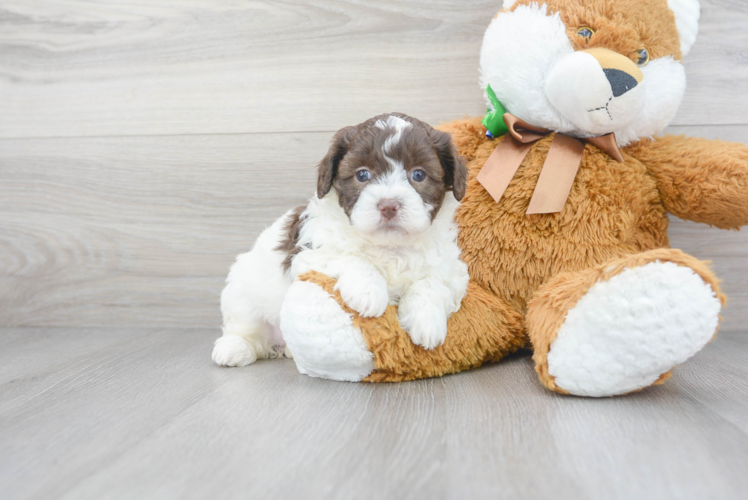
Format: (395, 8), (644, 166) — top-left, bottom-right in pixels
(581, 47), (643, 97)
(604, 68), (639, 97)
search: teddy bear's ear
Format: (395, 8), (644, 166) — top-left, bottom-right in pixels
(668, 0), (701, 57)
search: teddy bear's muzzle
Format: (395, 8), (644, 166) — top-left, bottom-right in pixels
(545, 47), (645, 136)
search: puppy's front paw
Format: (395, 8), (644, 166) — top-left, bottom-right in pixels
(212, 335), (258, 367)
(335, 272), (389, 318)
(398, 303), (448, 350)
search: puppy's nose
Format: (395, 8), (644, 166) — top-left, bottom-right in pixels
(378, 200), (400, 221)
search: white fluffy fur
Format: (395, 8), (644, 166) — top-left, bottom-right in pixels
(481, 5), (576, 136)
(545, 50), (645, 136)
(214, 124), (469, 367)
(215, 210), (295, 366)
(280, 280), (376, 381)
(614, 56), (686, 145)
(480, 3), (690, 146)
(547, 262), (721, 397)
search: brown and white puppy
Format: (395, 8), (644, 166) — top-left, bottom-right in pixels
(213, 113), (469, 368)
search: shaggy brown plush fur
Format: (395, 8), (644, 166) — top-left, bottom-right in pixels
(453, 119), (671, 315)
(628, 136), (748, 229)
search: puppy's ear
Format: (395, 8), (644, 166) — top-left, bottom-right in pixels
(429, 129), (468, 201)
(317, 125), (358, 198)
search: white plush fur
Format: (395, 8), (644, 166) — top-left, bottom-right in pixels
(545, 50), (645, 136)
(614, 56), (686, 146)
(481, 5), (576, 136)
(214, 121), (469, 368)
(480, 3), (689, 146)
(668, 0), (701, 57)
(280, 280), (375, 381)
(547, 262), (721, 397)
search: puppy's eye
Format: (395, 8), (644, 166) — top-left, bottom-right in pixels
(356, 169), (371, 182)
(636, 49), (650, 67)
(410, 169), (426, 183)
(577, 27), (594, 40)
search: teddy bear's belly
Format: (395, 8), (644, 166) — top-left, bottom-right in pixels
(458, 143), (669, 314)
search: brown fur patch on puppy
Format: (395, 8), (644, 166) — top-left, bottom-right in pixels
(275, 206), (307, 273)
(317, 126), (358, 199)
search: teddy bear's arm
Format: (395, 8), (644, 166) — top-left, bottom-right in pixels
(627, 135), (748, 229)
(436, 116), (491, 162)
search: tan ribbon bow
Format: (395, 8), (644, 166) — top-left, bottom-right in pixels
(476, 114), (624, 214)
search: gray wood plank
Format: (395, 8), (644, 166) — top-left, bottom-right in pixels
(2, 127), (747, 329)
(0, 327), (747, 500)
(1, 0), (746, 139)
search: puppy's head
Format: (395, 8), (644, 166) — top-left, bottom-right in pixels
(317, 113), (467, 244)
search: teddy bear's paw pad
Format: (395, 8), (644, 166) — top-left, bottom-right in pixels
(212, 335), (258, 367)
(547, 261), (721, 397)
(280, 280), (375, 382)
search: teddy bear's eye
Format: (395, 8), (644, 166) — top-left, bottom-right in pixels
(636, 49), (650, 67)
(577, 27), (594, 40)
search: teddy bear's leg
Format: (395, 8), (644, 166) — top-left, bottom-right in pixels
(527, 249), (725, 397)
(280, 271), (525, 382)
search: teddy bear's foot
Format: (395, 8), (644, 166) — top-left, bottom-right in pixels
(279, 278), (375, 382)
(528, 249), (724, 397)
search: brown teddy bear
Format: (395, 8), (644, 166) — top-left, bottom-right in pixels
(279, 0), (748, 397)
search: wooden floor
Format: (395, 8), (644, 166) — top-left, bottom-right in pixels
(1, 1), (748, 499)
(1, 328), (748, 500)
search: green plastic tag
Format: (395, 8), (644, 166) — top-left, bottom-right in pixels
(481, 84), (509, 138)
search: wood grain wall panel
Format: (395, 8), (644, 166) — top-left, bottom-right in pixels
(1, 0), (747, 139)
(2, 126), (746, 329)
(0, 133), (325, 328)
